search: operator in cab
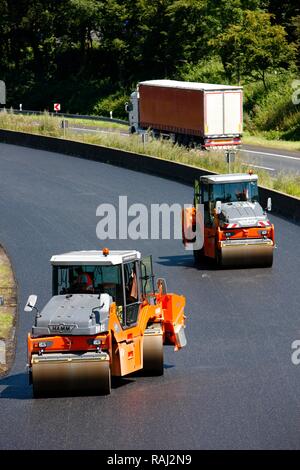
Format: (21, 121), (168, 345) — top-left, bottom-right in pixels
(71, 267), (93, 293)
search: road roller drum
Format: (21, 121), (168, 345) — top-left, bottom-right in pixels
(219, 239), (274, 267)
(31, 352), (111, 397)
(143, 333), (164, 376)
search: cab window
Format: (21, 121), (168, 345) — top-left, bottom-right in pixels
(123, 261), (140, 327)
(140, 256), (155, 297)
(201, 183), (213, 226)
(52, 264), (123, 303)
(210, 182), (259, 203)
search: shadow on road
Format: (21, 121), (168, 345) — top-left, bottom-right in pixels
(157, 254), (216, 271)
(157, 254), (274, 271)
(111, 377), (135, 389)
(0, 372), (136, 398)
(0, 371), (32, 400)
(132, 363), (174, 378)
(0, 368), (171, 398)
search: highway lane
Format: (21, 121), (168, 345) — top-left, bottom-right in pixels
(0, 143), (300, 449)
(240, 145), (300, 174)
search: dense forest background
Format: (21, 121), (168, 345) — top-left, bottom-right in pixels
(0, 0), (299, 138)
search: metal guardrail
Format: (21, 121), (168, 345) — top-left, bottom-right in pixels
(0, 108), (129, 126)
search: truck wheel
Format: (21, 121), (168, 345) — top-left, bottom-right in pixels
(143, 335), (164, 376)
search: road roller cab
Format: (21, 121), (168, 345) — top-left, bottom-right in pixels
(25, 249), (187, 397)
(182, 173), (275, 267)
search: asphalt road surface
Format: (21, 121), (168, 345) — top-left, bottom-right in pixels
(240, 144), (300, 174)
(0, 143), (300, 450)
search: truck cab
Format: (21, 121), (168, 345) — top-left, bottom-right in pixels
(126, 91), (139, 134)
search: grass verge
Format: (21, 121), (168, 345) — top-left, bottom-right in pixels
(0, 111), (299, 198)
(0, 246), (17, 376)
(243, 133), (300, 152)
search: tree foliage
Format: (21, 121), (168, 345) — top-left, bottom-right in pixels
(212, 10), (296, 87)
(0, 0), (298, 112)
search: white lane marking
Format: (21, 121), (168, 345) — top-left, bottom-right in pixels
(242, 162), (275, 171)
(240, 148), (300, 161)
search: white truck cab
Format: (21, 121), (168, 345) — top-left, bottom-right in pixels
(126, 91), (139, 134)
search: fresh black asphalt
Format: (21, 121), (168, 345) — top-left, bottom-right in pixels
(0, 143), (299, 449)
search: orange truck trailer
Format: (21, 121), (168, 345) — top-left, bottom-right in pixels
(182, 173), (275, 267)
(126, 80), (243, 149)
(25, 249), (187, 397)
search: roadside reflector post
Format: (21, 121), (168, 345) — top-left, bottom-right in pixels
(225, 150), (236, 173)
(0, 80), (6, 106)
(61, 119), (68, 138)
(141, 132), (148, 148)
(0, 340), (6, 365)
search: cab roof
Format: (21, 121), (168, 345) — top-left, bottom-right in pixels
(200, 173), (258, 184)
(50, 250), (141, 266)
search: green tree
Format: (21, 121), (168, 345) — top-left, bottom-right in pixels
(0, 1), (9, 74)
(166, 0), (207, 66)
(267, 0), (300, 41)
(212, 10), (296, 88)
(0, 0), (298, 111)
(292, 15), (300, 67)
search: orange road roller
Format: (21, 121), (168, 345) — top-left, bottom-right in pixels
(25, 249), (187, 397)
(182, 173), (275, 267)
